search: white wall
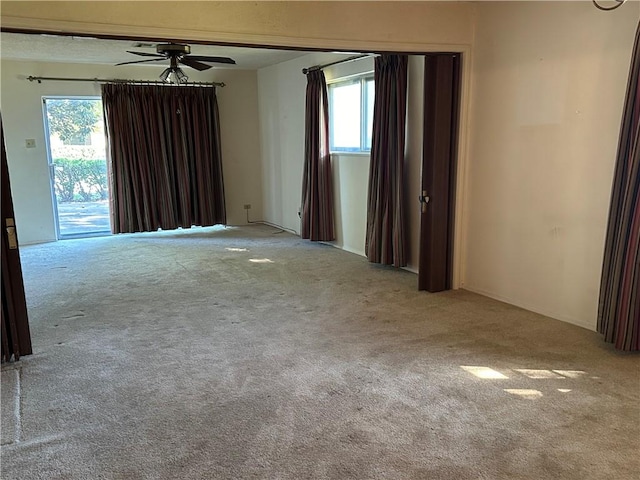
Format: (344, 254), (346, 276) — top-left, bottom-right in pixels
(464, 2), (639, 330)
(1, 60), (262, 244)
(330, 153), (369, 256)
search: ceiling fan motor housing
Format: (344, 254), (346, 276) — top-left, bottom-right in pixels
(157, 44), (190, 56)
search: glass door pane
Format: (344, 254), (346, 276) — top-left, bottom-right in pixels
(43, 97), (111, 238)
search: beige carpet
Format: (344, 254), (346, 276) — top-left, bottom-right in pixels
(1, 225), (638, 479)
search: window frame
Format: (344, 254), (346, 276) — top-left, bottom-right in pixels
(327, 72), (374, 154)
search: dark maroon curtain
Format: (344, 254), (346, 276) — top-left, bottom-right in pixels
(597, 22), (640, 351)
(365, 55), (409, 267)
(301, 70), (335, 241)
(102, 84), (226, 233)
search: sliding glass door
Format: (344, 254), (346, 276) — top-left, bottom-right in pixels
(43, 97), (111, 238)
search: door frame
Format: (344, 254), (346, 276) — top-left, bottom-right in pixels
(1, 117), (32, 361)
(42, 95), (62, 240)
(406, 47), (472, 291)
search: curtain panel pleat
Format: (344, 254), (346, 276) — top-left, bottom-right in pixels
(301, 70), (335, 241)
(365, 55), (409, 267)
(102, 84), (226, 234)
(597, 21), (640, 352)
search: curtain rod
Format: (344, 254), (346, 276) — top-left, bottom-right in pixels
(26, 76), (225, 87)
(302, 54), (374, 75)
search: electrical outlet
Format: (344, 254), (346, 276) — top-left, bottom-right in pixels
(25, 139), (36, 148)
(243, 204), (251, 210)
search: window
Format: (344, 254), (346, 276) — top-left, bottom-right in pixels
(328, 74), (374, 152)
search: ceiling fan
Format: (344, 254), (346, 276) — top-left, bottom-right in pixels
(116, 43), (236, 84)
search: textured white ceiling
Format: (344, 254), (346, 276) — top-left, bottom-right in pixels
(0, 32), (312, 69)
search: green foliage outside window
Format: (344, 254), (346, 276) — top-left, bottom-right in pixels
(53, 158), (108, 203)
(46, 99), (102, 145)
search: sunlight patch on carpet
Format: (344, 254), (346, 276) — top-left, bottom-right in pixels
(504, 389), (543, 399)
(460, 366), (509, 379)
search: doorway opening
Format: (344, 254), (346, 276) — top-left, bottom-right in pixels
(43, 97), (111, 239)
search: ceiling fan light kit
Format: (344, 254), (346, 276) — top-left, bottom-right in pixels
(158, 67), (173, 83)
(116, 43), (236, 84)
(174, 68), (188, 84)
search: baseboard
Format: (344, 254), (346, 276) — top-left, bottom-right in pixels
(322, 242), (421, 278)
(402, 265), (418, 275)
(463, 284), (596, 332)
(20, 238), (56, 246)
(321, 241), (365, 257)
(248, 220), (299, 236)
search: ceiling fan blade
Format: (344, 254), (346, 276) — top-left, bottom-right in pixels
(125, 51), (166, 58)
(115, 58), (166, 66)
(185, 55), (236, 65)
(180, 57), (212, 71)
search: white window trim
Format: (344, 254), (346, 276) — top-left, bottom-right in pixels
(327, 72), (374, 154)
